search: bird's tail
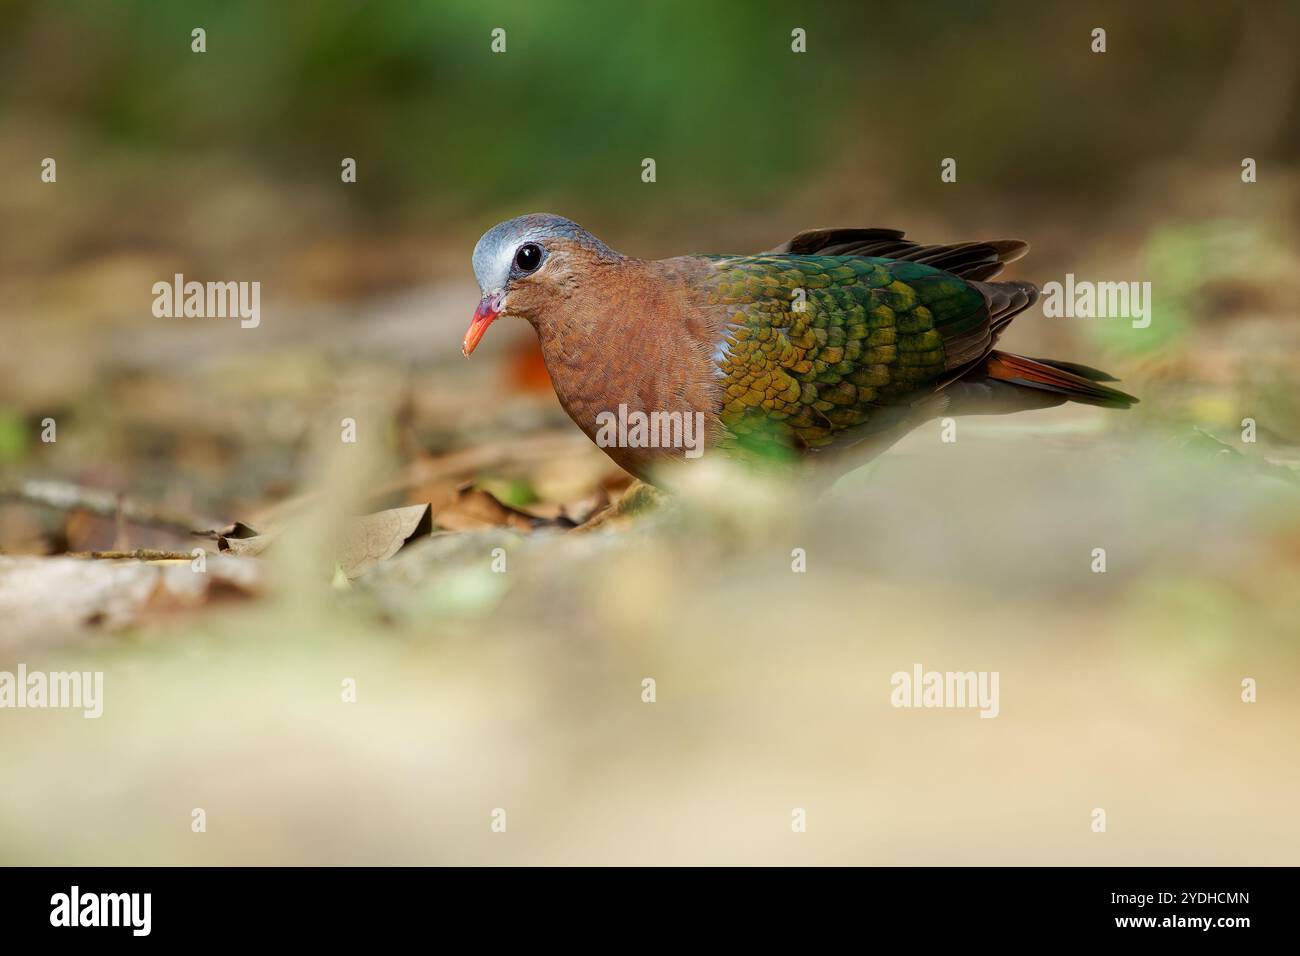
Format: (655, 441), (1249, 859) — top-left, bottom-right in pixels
(982, 350), (1138, 408)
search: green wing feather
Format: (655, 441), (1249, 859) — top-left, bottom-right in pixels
(704, 255), (986, 456)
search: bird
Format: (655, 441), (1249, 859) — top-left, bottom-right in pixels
(464, 213), (1137, 484)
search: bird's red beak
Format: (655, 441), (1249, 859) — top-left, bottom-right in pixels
(463, 292), (504, 357)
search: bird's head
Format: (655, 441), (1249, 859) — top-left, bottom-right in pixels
(464, 213), (619, 356)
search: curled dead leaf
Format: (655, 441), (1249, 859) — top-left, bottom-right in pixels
(434, 484), (551, 533)
(338, 504), (433, 578)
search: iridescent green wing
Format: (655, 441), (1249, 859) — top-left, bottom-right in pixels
(703, 255), (987, 456)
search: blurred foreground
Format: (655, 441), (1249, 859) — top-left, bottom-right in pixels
(1, 0), (1298, 865)
(2, 412), (1298, 864)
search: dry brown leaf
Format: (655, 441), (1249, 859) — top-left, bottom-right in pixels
(338, 503), (433, 578)
(216, 505), (433, 576)
(220, 532), (279, 557)
(559, 486), (610, 526)
(433, 485), (543, 533)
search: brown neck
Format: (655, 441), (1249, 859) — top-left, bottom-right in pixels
(533, 257), (722, 467)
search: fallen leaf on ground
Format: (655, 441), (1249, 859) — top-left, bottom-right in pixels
(338, 504), (433, 578)
(434, 485), (557, 532)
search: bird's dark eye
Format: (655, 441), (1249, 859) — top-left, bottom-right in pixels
(514, 243), (543, 274)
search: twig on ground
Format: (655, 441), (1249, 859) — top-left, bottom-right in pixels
(68, 549), (206, 561)
(0, 479), (219, 534)
(245, 430), (593, 528)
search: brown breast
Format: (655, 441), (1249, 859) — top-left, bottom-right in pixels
(535, 256), (725, 480)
